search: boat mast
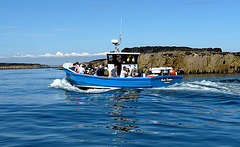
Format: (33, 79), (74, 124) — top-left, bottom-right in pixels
(111, 19), (122, 52)
(119, 18), (122, 47)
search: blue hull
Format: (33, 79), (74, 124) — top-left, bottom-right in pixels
(64, 68), (183, 89)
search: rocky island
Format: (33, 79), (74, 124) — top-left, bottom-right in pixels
(123, 46), (240, 74)
(86, 46), (240, 74)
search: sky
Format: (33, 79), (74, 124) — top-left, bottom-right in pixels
(0, 0), (240, 58)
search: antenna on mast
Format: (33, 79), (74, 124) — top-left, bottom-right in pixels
(119, 18), (122, 45)
(111, 18), (122, 52)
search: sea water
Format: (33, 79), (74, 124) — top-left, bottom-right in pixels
(0, 68), (240, 146)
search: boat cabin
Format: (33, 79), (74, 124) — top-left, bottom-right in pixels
(107, 52), (140, 75)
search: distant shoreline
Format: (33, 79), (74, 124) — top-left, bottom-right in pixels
(0, 63), (60, 70)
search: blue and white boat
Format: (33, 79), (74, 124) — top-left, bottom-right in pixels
(63, 19), (183, 89)
(63, 52), (183, 89)
(63, 62), (182, 89)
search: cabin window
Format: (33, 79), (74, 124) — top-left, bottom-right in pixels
(122, 55), (127, 64)
(120, 55), (139, 64)
(135, 55), (139, 63)
(117, 55), (121, 63)
(126, 55), (131, 63)
(132, 56), (137, 64)
(108, 54), (139, 64)
(108, 55), (114, 64)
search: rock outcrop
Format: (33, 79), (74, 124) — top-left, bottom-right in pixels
(0, 63), (52, 70)
(122, 46), (240, 74)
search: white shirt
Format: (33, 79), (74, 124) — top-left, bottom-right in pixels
(75, 64), (79, 71)
(120, 70), (127, 78)
(78, 67), (85, 74)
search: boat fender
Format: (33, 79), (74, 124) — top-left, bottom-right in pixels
(170, 70), (176, 75)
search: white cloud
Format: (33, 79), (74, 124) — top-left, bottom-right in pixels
(26, 54), (34, 57)
(64, 52), (89, 56)
(10, 52), (107, 58)
(93, 52), (107, 56)
(56, 52), (64, 56)
(38, 53), (54, 57)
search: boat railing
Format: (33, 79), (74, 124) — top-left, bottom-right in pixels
(149, 67), (177, 76)
(63, 62), (73, 69)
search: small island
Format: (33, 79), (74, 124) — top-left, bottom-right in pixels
(0, 63), (52, 70)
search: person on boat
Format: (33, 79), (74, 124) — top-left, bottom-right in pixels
(94, 71), (97, 76)
(131, 67), (138, 77)
(137, 69), (142, 77)
(104, 67), (109, 77)
(72, 62), (80, 73)
(170, 69), (177, 75)
(125, 67), (132, 78)
(163, 69), (169, 75)
(78, 64), (85, 74)
(140, 64), (148, 77)
(111, 64), (118, 78)
(127, 72), (132, 78)
(120, 66), (128, 78)
(97, 65), (104, 76)
(89, 66), (97, 75)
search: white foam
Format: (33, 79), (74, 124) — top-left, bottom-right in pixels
(49, 78), (111, 93)
(151, 80), (240, 96)
(49, 78), (240, 95)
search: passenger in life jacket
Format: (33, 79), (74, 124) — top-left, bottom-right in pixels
(72, 61), (79, 73)
(170, 69), (177, 75)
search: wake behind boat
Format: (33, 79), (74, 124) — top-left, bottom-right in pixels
(63, 19), (183, 89)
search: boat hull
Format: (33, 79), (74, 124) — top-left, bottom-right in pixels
(63, 67), (183, 89)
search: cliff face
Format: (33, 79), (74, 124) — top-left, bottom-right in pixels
(138, 52), (239, 74)
(122, 46), (240, 74)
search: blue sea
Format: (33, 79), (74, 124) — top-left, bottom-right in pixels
(0, 68), (240, 146)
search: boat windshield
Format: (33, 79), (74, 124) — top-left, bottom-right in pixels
(107, 54), (138, 64)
